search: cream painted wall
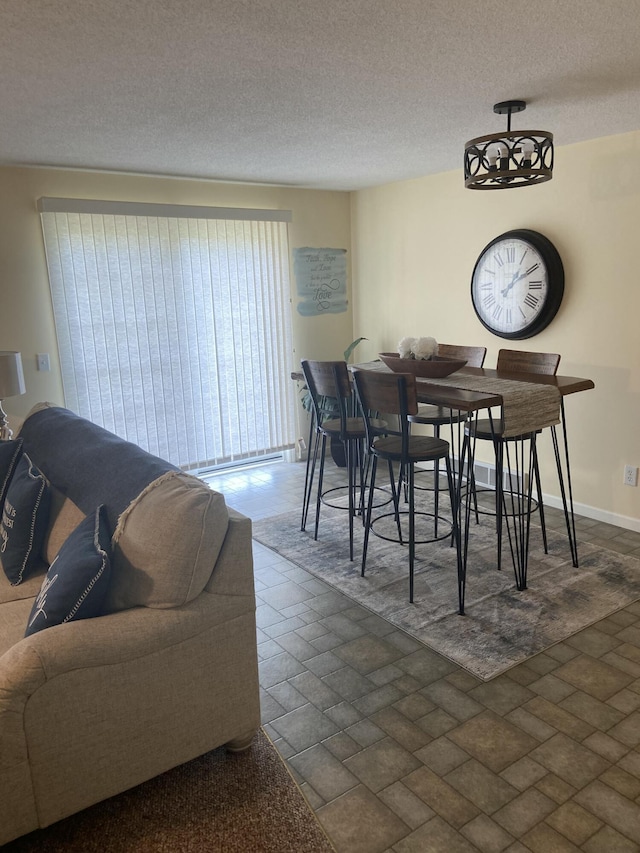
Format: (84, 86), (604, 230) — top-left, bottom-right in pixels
(2, 137), (638, 528)
(0, 166), (352, 441)
(351, 131), (640, 529)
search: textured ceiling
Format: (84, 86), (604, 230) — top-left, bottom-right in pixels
(2, 0), (640, 190)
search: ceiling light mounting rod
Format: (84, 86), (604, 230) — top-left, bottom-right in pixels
(464, 99), (554, 190)
(495, 99), (525, 133)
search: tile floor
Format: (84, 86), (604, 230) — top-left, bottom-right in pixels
(203, 459), (640, 853)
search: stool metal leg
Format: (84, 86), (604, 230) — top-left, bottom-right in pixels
(346, 438), (355, 561)
(408, 460), (415, 603)
(501, 435), (535, 590)
(300, 412), (318, 531)
(495, 432), (504, 572)
(457, 413), (480, 615)
(313, 433), (328, 541)
(361, 455), (378, 577)
(433, 425), (441, 537)
(531, 443), (549, 554)
(445, 454), (464, 615)
(388, 459), (403, 543)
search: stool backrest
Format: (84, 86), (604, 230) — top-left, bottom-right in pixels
(301, 359), (352, 435)
(497, 349), (560, 376)
(352, 368), (417, 455)
(301, 359), (352, 401)
(437, 343), (487, 368)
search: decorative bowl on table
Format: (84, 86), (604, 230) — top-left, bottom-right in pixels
(378, 352), (467, 378)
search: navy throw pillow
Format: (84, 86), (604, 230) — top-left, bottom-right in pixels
(1, 453), (51, 585)
(0, 438), (23, 511)
(25, 505), (112, 637)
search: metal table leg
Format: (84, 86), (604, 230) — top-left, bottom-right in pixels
(551, 398), (579, 567)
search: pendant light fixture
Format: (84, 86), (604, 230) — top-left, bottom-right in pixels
(464, 100), (554, 190)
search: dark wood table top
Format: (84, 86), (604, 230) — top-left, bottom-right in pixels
(292, 362), (595, 413)
(412, 366), (595, 412)
(344, 362), (595, 412)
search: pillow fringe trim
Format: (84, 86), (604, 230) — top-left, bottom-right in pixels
(112, 470), (183, 544)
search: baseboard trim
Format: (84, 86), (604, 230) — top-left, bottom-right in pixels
(541, 494), (640, 534)
(468, 458), (640, 533)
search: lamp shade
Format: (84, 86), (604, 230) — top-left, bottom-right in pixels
(0, 352), (26, 399)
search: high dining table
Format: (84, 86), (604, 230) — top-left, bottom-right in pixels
(351, 361), (595, 614)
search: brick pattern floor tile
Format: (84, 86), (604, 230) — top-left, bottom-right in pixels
(203, 461), (640, 853)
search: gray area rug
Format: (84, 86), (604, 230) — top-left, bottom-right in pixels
(253, 502), (640, 680)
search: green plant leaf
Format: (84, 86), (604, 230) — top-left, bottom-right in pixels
(299, 388), (313, 412)
(343, 337), (368, 363)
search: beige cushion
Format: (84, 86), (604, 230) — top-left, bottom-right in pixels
(0, 564), (46, 605)
(0, 598), (34, 657)
(106, 471), (229, 611)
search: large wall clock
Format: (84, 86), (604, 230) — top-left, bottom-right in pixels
(470, 229), (564, 340)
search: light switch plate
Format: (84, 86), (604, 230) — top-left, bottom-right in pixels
(36, 353), (50, 372)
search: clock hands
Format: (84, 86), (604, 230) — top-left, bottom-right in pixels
(501, 269), (529, 296)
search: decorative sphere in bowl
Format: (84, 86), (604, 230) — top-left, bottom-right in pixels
(378, 352), (467, 378)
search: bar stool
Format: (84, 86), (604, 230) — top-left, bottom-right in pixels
(465, 348), (560, 576)
(407, 344), (487, 532)
(353, 368), (463, 608)
(300, 359), (384, 561)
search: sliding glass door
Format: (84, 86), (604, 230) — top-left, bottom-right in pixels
(39, 198), (297, 471)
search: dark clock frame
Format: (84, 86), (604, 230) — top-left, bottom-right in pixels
(471, 229), (565, 340)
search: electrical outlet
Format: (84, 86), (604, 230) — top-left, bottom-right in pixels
(36, 353), (50, 372)
(623, 465), (638, 487)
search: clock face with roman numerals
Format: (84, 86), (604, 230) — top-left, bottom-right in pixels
(471, 229), (564, 340)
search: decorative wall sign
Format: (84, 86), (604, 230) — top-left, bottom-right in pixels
(293, 247), (347, 315)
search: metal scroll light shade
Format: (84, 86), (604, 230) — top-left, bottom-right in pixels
(464, 100), (554, 190)
(0, 351), (26, 440)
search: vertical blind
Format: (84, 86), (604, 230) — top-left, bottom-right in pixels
(39, 198), (297, 471)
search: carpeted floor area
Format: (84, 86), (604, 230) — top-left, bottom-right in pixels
(252, 503), (640, 681)
(2, 729), (335, 853)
